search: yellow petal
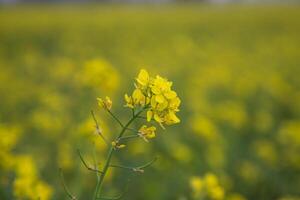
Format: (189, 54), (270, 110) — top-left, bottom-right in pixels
(118, 144), (126, 149)
(157, 101), (168, 111)
(155, 95), (165, 103)
(165, 91), (177, 99)
(124, 94), (130, 102)
(105, 96), (112, 110)
(154, 113), (162, 123)
(169, 97), (181, 109)
(97, 98), (104, 108)
(151, 96), (157, 108)
(146, 132), (156, 139)
(133, 89), (144, 101)
(147, 110), (153, 122)
(151, 86), (161, 94)
(136, 69), (149, 86)
(168, 112), (180, 124)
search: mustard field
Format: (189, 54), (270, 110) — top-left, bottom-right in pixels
(1, 4), (300, 200)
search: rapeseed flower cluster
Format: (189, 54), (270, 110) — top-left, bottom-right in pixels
(97, 96), (112, 110)
(125, 69), (180, 127)
(138, 125), (156, 142)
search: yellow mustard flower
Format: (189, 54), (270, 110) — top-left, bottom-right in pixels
(132, 88), (147, 105)
(112, 141), (126, 149)
(136, 69), (150, 88)
(125, 69), (181, 126)
(124, 94), (134, 108)
(138, 125), (156, 142)
(97, 96), (112, 110)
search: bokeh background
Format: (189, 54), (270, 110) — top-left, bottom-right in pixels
(1, 1), (300, 200)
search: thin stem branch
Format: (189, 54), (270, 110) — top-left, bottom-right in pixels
(109, 164), (132, 170)
(93, 143), (101, 200)
(118, 108), (145, 140)
(77, 149), (103, 174)
(96, 193), (124, 200)
(124, 127), (139, 133)
(137, 156), (158, 169)
(137, 116), (147, 119)
(97, 197), (122, 200)
(107, 109), (124, 128)
(109, 156), (158, 173)
(92, 143), (101, 180)
(97, 179), (130, 200)
(117, 134), (140, 142)
(59, 168), (77, 200)
(91, 110), (109, 146)
(136, 115), (156, 124)
(93, 108), (145, 199)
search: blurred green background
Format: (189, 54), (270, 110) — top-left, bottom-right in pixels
(1, 3), (300, 200)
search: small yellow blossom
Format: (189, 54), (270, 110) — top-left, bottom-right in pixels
(136, 69), (150, 87)
(112, 141), (126, 149)
(138, 125), (156, 142)
(124, 94), (134, 108)
(117, 144), (126, 149)
(97, 96), (112, 110)
(132, 88), (146, 105)
(111, 141), (117, 147)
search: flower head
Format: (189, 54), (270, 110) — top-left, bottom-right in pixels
(138, 125), (156, 142)
(111, 141), (126, 149)
(97, 96), (112, 110)
(125, 69), (181, 127)
(124, 94), (134, 108)
(136, 69), (150, 88)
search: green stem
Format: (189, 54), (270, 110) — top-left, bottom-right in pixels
(118, 134), (140, 142)
(109, 156), (157, 171)
(93, 108), (144, 199)
(107, 109), (124, 128)
(92, 144), (101, 199)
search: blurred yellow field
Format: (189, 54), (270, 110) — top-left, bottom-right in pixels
(1, 4), (300, 200)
